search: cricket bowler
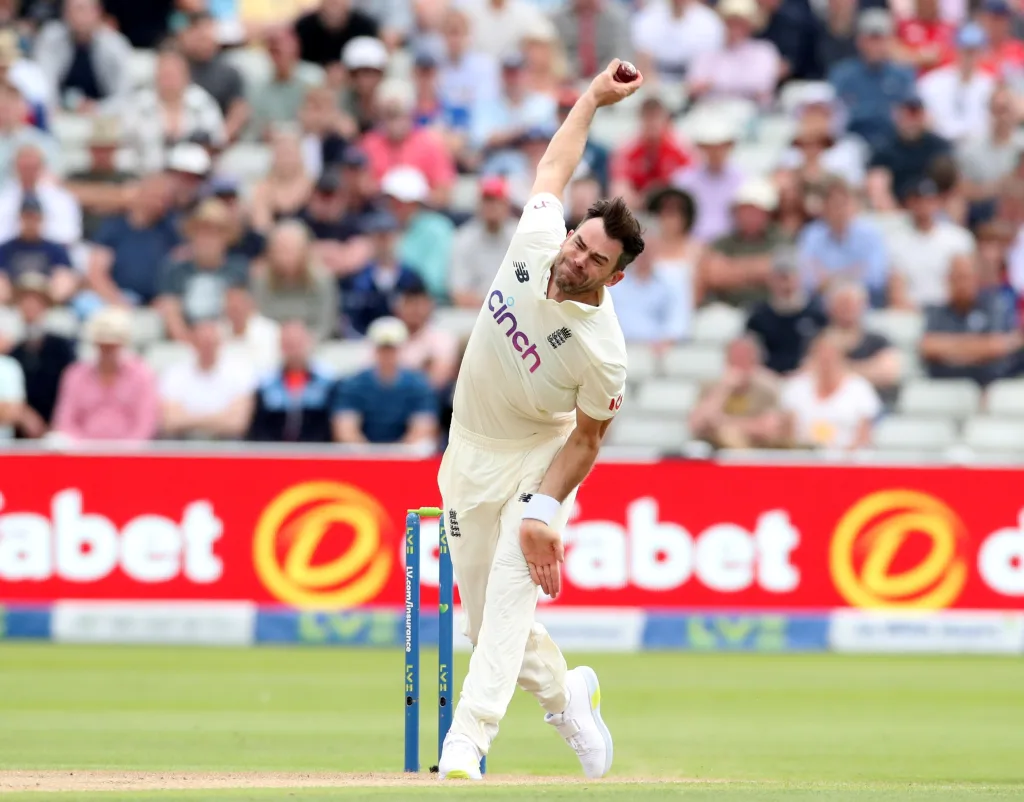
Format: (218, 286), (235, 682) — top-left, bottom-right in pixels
(436, 59), (645, 780)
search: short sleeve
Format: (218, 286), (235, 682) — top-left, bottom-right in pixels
(0, 357), (25, 403)
(52, 243), (72, 266)
(410, 372), (438, 417)
(516, 194), (567, 245)
(577, 358), (626, 422)
(854, 378), (882, 420)
(158, 261), (184, 297)
(332, 376), (362, 415)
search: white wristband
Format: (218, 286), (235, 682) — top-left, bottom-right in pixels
(522, 493), (560, 526)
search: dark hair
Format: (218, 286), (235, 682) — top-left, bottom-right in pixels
(579, 197), (645, 272)
(645, 186), (696, 234)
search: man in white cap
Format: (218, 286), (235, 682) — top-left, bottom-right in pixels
(701, 177), (788, 307)
(436, 59), (643, 781)
(51, 307), (160, 441)
(340, 35), (387, 134)
(672, 114), (746, 243)
(332, 315), (437, 446)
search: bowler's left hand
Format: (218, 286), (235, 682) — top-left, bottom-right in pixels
(520, 519), (565, 599)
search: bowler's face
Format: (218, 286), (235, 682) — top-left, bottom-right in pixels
(552, 218), (624, 296)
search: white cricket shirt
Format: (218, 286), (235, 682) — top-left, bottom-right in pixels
(452, 193), (628, 441)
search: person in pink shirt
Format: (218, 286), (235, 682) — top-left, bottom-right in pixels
(687, 0), (782, 108)
(51, 307), (160, 442)
(360, 78), (456, 208)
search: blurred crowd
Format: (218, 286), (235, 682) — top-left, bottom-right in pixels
(0, 0), (1022, 454)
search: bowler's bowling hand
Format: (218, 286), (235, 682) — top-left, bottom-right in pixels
(520, 518), (565, 599)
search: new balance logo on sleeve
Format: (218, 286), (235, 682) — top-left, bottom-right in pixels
(514, 261), (530, 283)
(547, 327), (572, 348)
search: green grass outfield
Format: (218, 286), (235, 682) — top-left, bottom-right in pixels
(1, 645), (1022, 800)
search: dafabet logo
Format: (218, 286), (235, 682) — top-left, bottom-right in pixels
(830, 490), (969, 609)
(253, 482), (393, 608)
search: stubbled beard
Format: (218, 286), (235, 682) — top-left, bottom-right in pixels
(553, 254), (599, 295)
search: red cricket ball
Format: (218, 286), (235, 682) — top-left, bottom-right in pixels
(614, 61), (638, 83)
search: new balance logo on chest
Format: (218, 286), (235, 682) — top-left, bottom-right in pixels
(547, 327), (572, 348)
(513, 261), (530, 283)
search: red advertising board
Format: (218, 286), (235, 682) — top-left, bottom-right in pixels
(0, 453), (1023, 610)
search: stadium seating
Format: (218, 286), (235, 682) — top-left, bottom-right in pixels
(691, 304), (745, 345)
(662, 345), (725, 382)
(871, 416), (958, 452)
(635, 379), (700, 416)
(984, 380), (1024, 417)
(312, 340), (370, 378)
(606, 415), (689, 449)
(897, 379), (981, 418)
(961, 417), (1024, 453)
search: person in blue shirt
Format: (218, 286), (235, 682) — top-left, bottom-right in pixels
(797, 175), (889, 305)
(332, 316), (438, 446)
(828, 9), (915, 152)
(247, 320), (337, 443)
(340, 210), (422, 336)
(87, 173), (181, 306)
(0, 195), (77, 305)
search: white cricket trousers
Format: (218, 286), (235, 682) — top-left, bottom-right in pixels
(437, 419), (578, 755)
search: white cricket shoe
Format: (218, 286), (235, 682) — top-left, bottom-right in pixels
(545, 666), (613, 779)
(438, 733), (483, 780)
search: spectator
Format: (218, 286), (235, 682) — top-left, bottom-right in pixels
(828, 10), (915, 152)
(553, 0), (633, 82)
(205, 176), (266, 261)
(159, 318), (256, 440)
(450, 176), (516, 308)
(298, 172), (372, 285)
(0, 28), (50, 119)
(156, 198), (250, 341)
(298, 85), (352, 178)
(64, 117), (137, 239)
(0, 82), (59, 181)
(700, 177), (786, 308)
(0, 344), (23, 442)
(497, 122), (557, 206)
(352, 0), (412, 50)
(631, 186), (700, 338)
(893, 0), (955, 74)
(411, 43), (448, 129)
(920, 256), (1021, 386)
(610, 245), (690, 349)
(609, 95), (694, 208)
(957, 86), (1020, 206)
(52, 307), (160, 442)
(250, 127), (314, 232)
(472, 52), (557, 174)
(395, 276), (459, 389)
(32, 0), (132, 114)
(887, 177), (974, 309)
(87, 173), (179, 307)
(294, 0), (378, 74)
(8, 272), (74, 437)
(519, 15), (566, 98)
(565, 173), (603, 229)
(757, 0), (821, 81)
(382, 166), (455, 301)
(0, 145), (81, 246)
(437, 7), (499, 136)
(688, 0), (781, 107)
(689, 335), (784, 449)
(333, 315), (437, 447)
(975, 220), (1015, 298)
(0, 194), (75, 305)
(774, 169), (811, 239)
(252, 220), (338, 341)
(361, 78), (456, 207)
(781, 330), (881, 450)
(917, 23), (994, 143)
(673, 116), (744, 244)
(164, 141), (212, 214)
(248, 27), (322, 142)
(631, 0), (724, 84)
(221, 286), (281, 376)
(779, 86), (869, 189)
(127, 46), (226, 174)
(815, 0), (859, 75)
(977, 0), (1024, 77)
(796, 175), (888, 301)
(866, 92), (950, 208)
(746, 250), (829, 374)
(340, 35), (388, 136)
(247, 319), (335, 443)
(178, 10), (248, 142)
(465, 0), (546, 57)
(341, 210), (422, 335)
(826, 280), (901, 401)
(101, 0), (175, 49)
